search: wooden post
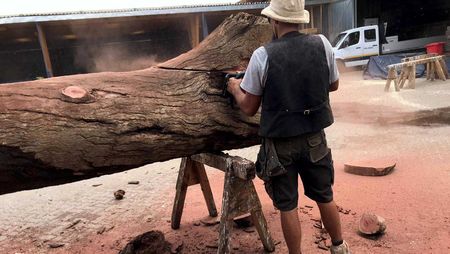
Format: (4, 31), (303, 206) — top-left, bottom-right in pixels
(35, 23), (54, 78)
(319, 5), (323, 33)
(398, 67), (407, 89)
(426, 62), (431, 80)
(201, 13), (209, 40)
(430, 61), (436, 81)
(187, 14), (201, 48)
(407, 65), (416, 89)
(385, 67), (399, 92)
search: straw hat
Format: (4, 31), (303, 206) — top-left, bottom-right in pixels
(261, 0), (310, 24)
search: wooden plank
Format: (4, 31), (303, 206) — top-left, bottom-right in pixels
(218, 170), (234, 254)
(389, 55), (444, 69)
(191, 153), (255, 180)
(35, 23), (54, 78)
(434, 60), (447, 81)
(171, 158), (191, 229)
(401, 53), (436, 63)
(344, 163), (395, 176)
(251, 209), (275, 252)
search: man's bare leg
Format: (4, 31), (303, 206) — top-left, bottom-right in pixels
(280, 208), (302, 254)
(317, 201), (343, 244)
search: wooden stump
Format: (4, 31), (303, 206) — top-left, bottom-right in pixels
(359, 213), (387, 235)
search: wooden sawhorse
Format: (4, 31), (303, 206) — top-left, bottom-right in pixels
(171, 152), (275, 253)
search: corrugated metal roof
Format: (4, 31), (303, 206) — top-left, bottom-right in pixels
(0, 2), (269, 25)
(0, 0), (345, 25)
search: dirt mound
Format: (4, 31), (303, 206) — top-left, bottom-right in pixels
(119, 230), (171, 254)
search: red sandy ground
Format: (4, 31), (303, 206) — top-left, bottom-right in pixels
(6, 72), (450, 253)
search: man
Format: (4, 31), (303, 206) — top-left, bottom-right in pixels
(226, 0), (350, 253)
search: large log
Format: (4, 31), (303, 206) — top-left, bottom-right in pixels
(0, 13), (272, 194)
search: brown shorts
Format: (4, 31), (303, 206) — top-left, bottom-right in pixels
(262, 130), (334, 211)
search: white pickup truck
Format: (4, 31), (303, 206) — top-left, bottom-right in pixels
(332, 25), (446, 69)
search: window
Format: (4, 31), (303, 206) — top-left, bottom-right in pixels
(364, 29), (376, 42)
(339, 31), (360, 49)
(332, 33), (346, 47)
(348, 31), (360, 46)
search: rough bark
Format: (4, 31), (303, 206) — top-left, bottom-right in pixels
(0, 13), (272, 194)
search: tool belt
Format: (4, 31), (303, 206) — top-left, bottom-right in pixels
(255, 138), (287, 182)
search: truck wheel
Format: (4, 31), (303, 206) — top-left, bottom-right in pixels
(337, 60), (347, 73)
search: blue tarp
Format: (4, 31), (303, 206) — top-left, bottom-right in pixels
(363, 54), (450, 80)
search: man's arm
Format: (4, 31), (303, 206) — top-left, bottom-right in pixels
(227, 78), (261, 116)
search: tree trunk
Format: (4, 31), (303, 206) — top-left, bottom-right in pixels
(0, 13), (272, 194)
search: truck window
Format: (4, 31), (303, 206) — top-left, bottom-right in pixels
(332, 33), (346, 47)
(348, 31), (360, 46)
(364, 29), (376, 42)
(339, 31), (360, 49)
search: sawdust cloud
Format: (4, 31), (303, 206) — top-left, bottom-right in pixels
(70, 23), (160, 73)
(75, 45), (159, 73)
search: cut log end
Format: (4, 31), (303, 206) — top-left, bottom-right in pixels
(359, 213), (386, 235)
(61, 86), (94, 103)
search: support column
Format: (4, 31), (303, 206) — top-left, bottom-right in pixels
(35, 23), (54, 78)
(187, 14), (201, 49)
(201, 13), (209, 40)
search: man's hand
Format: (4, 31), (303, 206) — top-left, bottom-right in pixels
(226, 77), (261, 116)
(227, 77), (242, 95)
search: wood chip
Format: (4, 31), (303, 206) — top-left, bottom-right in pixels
(48, 242), (65, 248)
(66, 219), (81, 229)
(114, 189), (125, 200)
(344, 163), (395, 176)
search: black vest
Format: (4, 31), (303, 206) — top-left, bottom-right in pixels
(260, 32), (334, 138)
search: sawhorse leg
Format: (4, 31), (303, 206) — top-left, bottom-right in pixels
(218, 170), (275, 253)
(171, 157), (218, 229)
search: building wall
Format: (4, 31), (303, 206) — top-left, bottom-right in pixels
(326, 0), (355, 41)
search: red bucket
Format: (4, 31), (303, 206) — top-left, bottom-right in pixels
(425, 42), (445, 55)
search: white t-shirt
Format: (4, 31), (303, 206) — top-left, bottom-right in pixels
(240, 34), (339, 96)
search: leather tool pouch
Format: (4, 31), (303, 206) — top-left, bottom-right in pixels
(256, 138), (287, 182)
(307, 131), (330, 163)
